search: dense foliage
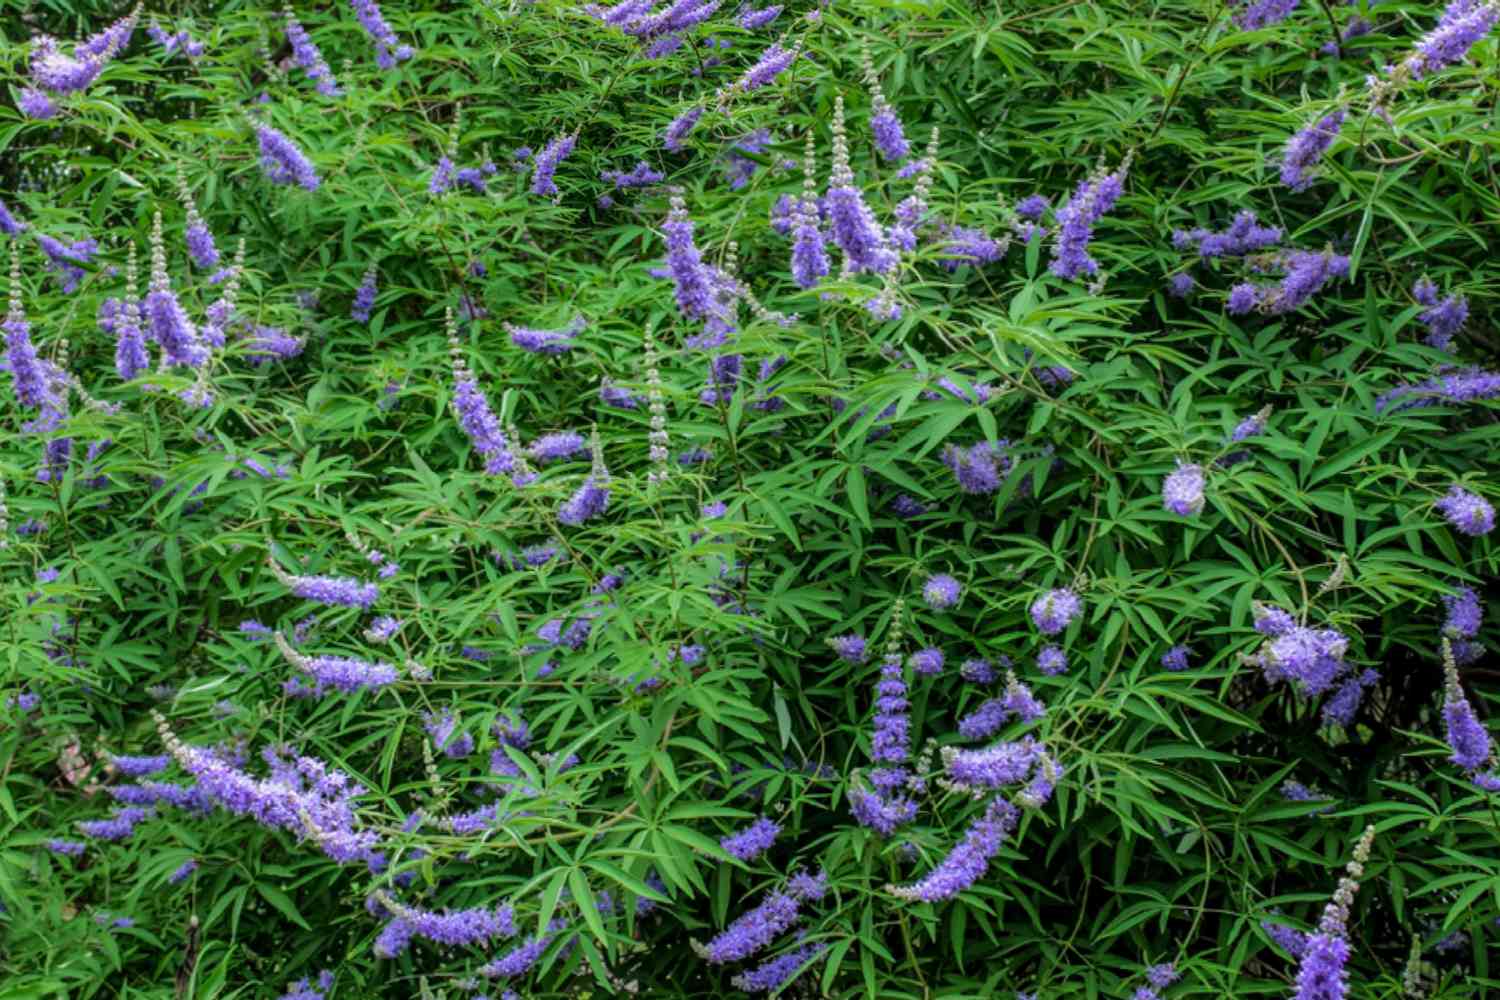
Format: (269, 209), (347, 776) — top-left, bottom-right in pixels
(4, 0), (1500, 997)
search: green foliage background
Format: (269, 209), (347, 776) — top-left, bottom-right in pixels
(2, 0), (1500, 996)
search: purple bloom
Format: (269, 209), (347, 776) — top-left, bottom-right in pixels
(1443, 586), (1483, 639)
(1015, 194), (1049, 220)
(429, 156), (456, 196)
(1375, 367), (1500, 414)
(285, 13), (342, 96)
(1174, 211), (1282, 257)
(662, 194), (737, 343)
(0, 198), (26, 236)
(737, 4), (783, 28)
(922, 573), (962, 610)
(871, 106), (908, 162)
(450, 347), (517, 475)
(37, 234), (98, 294)
(78, 806), (155, 841)
(1413, 277), (1468, 350)
(531, 134), (577, 198)
(701, 872), (825, 963)
(961, 658), (996, 684)
(941, 440), (1011, 495)
(1234, 0), (1300, 30)
(1320, 668), (1378, 727)
(1037, 645), (1068, 676)
(1402, 0), (1500, 79)
(478, 925), (564, 979)
(1030, 588), (1081, 635)
(372, 897), (518, 956)
(558, 449), (611, 526)
(423, 709), (475, 758)
(256, 124), (320, 191)
(271, 564), (379, 609)
(245, 326), (305, 366)
(1444, 652), (1491, 771)
(941, 739), (1043, 791)
(731, 940), (827, 993)
(48, 839), (87, 856)
(911, 648), (944, 675)
(1437, 485), (1495, 536)
(602, 161), (666, 190)
(721, 816), (780, 860)
(1161, 645), (1191, 671)
(938, 225), (1006, 271)
(168, 859), (199, 883)
(829, 634), (867, 663)
(599, 377), (642, 410)
(1163, 461), (1206, 516)
(528, 431), (588, 463)
(663, 106), (704, 151)
(826, 99), (897, 275)
(1167, 272), (1194, 298)
(351, 268), (378, 323)
(110, 754), (170, 777)
(506, 316), (585, 354)
(1281, 109), (1346, 191)
(18, 88), (58, 119)
(735, 41), (799, 92)
(349, 0), (415, 68)
(1049, 163), (1127, 280)
(887, 798), (1020, 901)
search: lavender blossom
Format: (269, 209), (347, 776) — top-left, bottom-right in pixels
(1049, 160), (1128, 281)
(156, 714), (382, 865)
(829, 634), (867, 663)
(1436, 485), (1495, 536)
(663, 106), (704, 151)
(1281, 109), (1346, 191)
(1162, 462), (1206, 516)
(78, 806), (155, 841)
(700, 872), (825, 963)
(887, 797), (1020, 901)
(922, 573), (962, 610)
(791, 135), (831, 289)
(1400, 0), (1500, 80)
(269, 561), (379, 608)
(1161, 645), (1191, 671)
(911, 648), (944, 675)
(1234, 0), (1300, 30)
(731, 940), (827, 993)
(1375, 367), (1500, 413)
(1443, 643), (1492, 771)
(1413, 277), (1468, 350)
(826, 97), (897, 275)
(558, 433), (611, 526)
(351, 267), (378, 322)
(720, 816), (780, 860)
(1030, 588), (1081, 635)
(1443, 586), (1483, 639)
(168, 859), (199, 883)
(110, 754), (170, 777)
(506, 316), (585, 354)
(0, 198), (26, 236)
(256, 123), (320, 191)
(1173, 211), (1282, 257)
(733, 41), (799, 93)
(277, 634), (398, 694)
(1037, 645), (1068, 676)
(349, 0), (415, 68)
(1320, 668), (1379, 728)
(1289, 826), (1375, 1000)
(531, 134), (577, 198)
(285, 13), (342, 96)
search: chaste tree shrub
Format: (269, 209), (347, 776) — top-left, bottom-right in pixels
(3, 0), (1500, 996)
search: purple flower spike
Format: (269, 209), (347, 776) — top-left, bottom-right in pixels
(1030, 588), (1081, 635)
(922, 573), (961, 610)
(1437, 485), (1495, 536)
(720, 816), (780, 860)
(1163, 461), (1206, 516)
(887, 798), (1020, 901)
